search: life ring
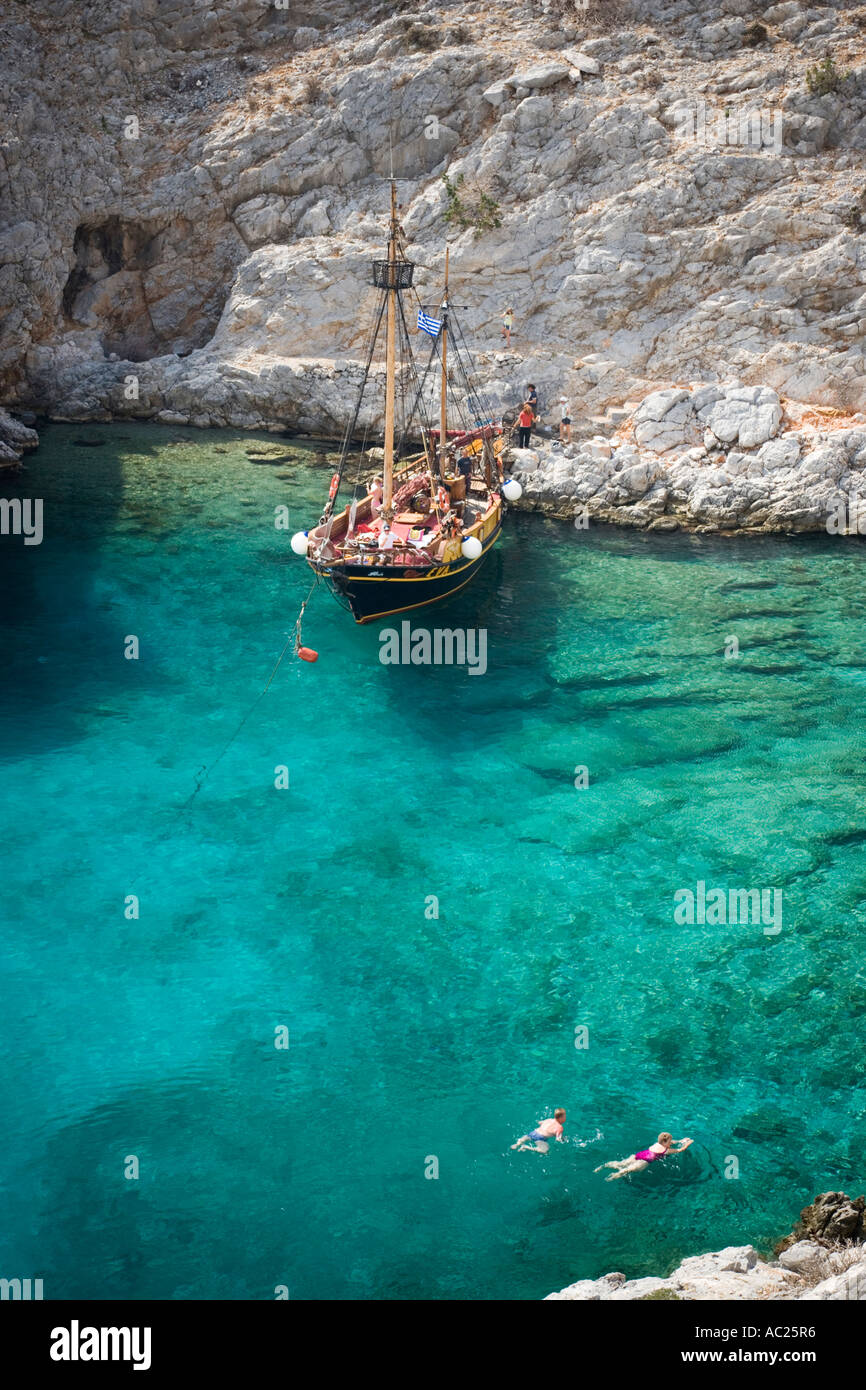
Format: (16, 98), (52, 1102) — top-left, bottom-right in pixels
(328, 473), (340, 501)
(437, 486), (450, 512)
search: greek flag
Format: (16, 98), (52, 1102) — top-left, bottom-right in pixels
(417, 310), (442, 338)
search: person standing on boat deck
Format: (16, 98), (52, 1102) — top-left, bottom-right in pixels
(594, 1131), (692, 1181)
(457, 454), (473, 492)
(501, 306), (514, 348)
(511, 1109), (566, 1153)
(558, 397), (572, 445)
(516, 404), (534, 449)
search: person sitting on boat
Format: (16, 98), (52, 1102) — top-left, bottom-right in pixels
(370, 476), (384, 514)
(378, 521), (397, 557)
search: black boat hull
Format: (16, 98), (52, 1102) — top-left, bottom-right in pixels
(312, 522), (501, 624)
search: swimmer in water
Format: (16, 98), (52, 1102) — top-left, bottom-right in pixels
(594, 1131), (692, 1180)
(511, 1108), (566, 1153)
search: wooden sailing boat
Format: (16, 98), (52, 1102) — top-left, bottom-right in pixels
(295, 182), (519, 625)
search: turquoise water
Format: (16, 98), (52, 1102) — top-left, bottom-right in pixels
(1, 420), (864, 1300)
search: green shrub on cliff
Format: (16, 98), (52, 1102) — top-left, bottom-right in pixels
(441, 174), (502, 239)
(806, 55), (848, 96)
(742, 22), (768, 48)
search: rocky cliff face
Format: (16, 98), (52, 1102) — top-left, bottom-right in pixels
(1, 0), (866, 439)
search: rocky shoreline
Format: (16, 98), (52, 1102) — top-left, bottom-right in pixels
(0, 406), (39, 472)
(506, 380), (866, 535)
(546, 1192), (866, 1300)
(6, 377), (866, 541)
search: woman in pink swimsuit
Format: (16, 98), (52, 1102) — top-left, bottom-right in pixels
(594, 1131), (692, 1181)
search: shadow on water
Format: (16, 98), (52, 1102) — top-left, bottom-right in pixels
(368, 510), (573, 747)
(0, 424), (145, 757)
(353, 513), (866, 764)
(4, 1073), (307, 1299)
(0, 421), (333, 762)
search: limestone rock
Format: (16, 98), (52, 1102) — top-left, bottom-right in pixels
(293, 27), (320, 52)
(514, 96), (554, 132)
(799, 1258), (866, 1301)
(546, 1191), (866, 1301)
(778, 1241), (825, 1273)
(779, 1191), (866, 1250)
(508, 382), (866, 534)
(703, 390), (782, 448)
(563, 49), (601, 77)
(0, 407), (39, 459)
(482, 80), (509, 107)
(2, 0), (866, 438)
(507, 64), (571, 91)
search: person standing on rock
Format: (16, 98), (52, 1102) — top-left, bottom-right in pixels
(501, 305), (514, 348)
(525, 384), (538, 413)
(516, 402), (534, 449)
(594, 1131), (692, 1181)
(558, 396), (572, 445)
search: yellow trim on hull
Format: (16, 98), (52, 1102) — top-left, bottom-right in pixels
(352, 569), (482, 624)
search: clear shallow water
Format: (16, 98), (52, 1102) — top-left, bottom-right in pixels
(1, 420), (864, 1300)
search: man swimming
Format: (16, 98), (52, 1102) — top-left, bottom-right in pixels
(511, 1109), (566, 1153)
(594, 1131), (692, 1180)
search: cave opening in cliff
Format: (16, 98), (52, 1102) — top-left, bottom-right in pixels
(61, 216), (230, 363)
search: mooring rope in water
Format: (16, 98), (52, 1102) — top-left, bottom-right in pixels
(290, 575), (319, 662)
(185, 575), (320, 806)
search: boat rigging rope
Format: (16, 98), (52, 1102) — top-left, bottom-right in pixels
(323, 292), (387, 521)
(452, 313), (494, 424)
(394, 291), (437, 455)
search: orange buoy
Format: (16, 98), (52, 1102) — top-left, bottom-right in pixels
(297, 646), (319, 663)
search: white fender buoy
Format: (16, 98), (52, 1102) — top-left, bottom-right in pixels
(461, 535), (483, 560)
(502, 479), (523, 502)
(290, 531), (309, 556)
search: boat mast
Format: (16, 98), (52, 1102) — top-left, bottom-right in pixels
(382, 180), (398, 515)
(439, 247), (449, 478)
